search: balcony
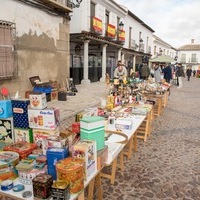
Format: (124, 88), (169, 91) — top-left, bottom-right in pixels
(34, 0), (73, 13)
(90, 16), (103, 35)
(116, 30), (125, 45)
(139, 43), (144, 52)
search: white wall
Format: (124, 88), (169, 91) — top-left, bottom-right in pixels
(0, 0), (62, 42)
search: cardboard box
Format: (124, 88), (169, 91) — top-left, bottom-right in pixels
(14, 128), (33, 143)
(28, 107), (60, 130)
(73, 140), (97, 180)
(29, 92), (47, 110)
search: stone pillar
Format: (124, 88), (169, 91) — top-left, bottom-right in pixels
(118, 48), (122, 61)
(100, 44), (108, 82)
(133, 55), (136, 72)
(81, 40), (91, 84)
(121, 53), (125, 64)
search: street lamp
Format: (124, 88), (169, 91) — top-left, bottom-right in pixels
(69, 0), (83, 8)
(119, 21), (124, 31)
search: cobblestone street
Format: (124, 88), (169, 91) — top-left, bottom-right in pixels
(101, 77), (200, 200)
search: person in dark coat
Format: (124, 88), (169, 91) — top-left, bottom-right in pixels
(162, 64), (172, 83)
(140, 62), (150, 80)
(186, 66), (192, 81)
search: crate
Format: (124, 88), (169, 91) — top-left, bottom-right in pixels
(0, 100), (13, 118)
(80, 127), (105, 151)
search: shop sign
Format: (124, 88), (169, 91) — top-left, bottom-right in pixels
(118, 30), (125, 41)
(107, 24), (116, 38)
(93, 17), (102, 34)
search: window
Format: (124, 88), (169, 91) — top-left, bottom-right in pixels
(0, 20), (17, 80)
(154, 46), (156, 55)
(191, 53), (197, 62)
(180, 53), (186, 63)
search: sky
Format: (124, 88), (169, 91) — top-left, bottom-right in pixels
(116, 0), (200, 48)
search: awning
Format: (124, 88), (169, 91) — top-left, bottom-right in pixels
(149, 55), (175, 63)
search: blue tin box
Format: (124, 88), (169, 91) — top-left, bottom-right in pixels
(46, 148), (68, 180)
(0, 100), (13, 119)
(33, 86), (52, 94)
(11, 99), (30, 129)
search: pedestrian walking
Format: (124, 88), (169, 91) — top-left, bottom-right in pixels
(176, 63), (185, 88)
(162, 63), (172, 83)
(186, 66), (192, 81)
(153, 63), (162, 83)
(193, 69), (196, 77)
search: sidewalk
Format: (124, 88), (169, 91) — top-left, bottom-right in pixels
(101, 77), (200, 199)
(48, 81), (108, 129)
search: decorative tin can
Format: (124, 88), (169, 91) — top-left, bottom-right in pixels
(32, 173), (53, 199)
(56, 157), (84, 194)
(0, 151), (19, 181)
(52, 180), (70, 200)
(3, 141), (38, 160)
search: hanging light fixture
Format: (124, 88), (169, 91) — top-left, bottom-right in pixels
(69, 0), (83, 8)
(119, 21), (124, 31)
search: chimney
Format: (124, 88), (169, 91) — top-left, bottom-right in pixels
(191, 39), (194, 44)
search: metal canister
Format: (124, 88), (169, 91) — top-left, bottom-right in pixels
(52, 180), (70, 200)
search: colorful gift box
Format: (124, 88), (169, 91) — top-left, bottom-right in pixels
(0, 117), (14, 144)
(28, 107), (60, 130)
(73, 140), (97, 180)
(14, 128), (33, 143)
(0, 100), (13, 119)
(29, 92), (47, 110)
(11, 99), (30, 129)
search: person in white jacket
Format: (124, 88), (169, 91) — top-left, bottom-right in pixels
(153, 64), (162, 82)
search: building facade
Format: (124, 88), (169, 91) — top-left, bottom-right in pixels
(69, 0), (155, 84)
(0, 0), (72, 96)
(177, 39), (200, 70)
(152, 34), (176, 59)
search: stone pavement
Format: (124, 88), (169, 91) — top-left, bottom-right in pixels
(100, 77), (200, 200)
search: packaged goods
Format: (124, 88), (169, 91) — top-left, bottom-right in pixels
(29, 92), (47, 110)
(32, 173), (53, 199)
(56, 157), (84, 194)
(46, 147), (68, 180)
(73, 140), (97, 180)
(0, 118), (14, 144)
(28, 107), (60, 130)
(14, 128), (33, 143)
(3, 141), (38, 160)
(0, 151), (19, 181)
(0, 100), (13, 118)
(52, 180), (70, 200)
(11, 99), (30, 129)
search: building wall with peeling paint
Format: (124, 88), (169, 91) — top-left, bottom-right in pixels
(0, 0), (70, 97)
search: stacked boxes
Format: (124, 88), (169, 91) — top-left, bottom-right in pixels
(80, 116), (105, 151)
